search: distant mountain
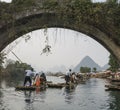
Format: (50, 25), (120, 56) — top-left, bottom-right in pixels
(101, 64), (110, 70)
(73, 56), (102, 72)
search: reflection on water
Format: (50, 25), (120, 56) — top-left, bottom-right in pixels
(64, 86), (76, 104)
(0, 76), (120, 110)
(108, 91), (120, 110)
(24, 91), (34, 110)
(24, 91), (32, 103)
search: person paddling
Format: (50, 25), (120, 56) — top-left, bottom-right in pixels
(23, 68), (34, 86)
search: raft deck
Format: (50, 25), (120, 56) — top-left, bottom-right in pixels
(15, 85), (46, 91)
(47, 83), (65, 88)
(47, 83), (77, 89)
(105, 85), (120, 91)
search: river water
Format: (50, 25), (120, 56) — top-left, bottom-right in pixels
(0, 77), (120, 110)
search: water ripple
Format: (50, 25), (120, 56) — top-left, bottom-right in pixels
(0, 78), (120, 110)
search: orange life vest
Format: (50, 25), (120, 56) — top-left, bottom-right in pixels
(35, 76), (41, 87)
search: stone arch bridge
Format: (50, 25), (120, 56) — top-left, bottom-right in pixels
(0, 0), (120, 63)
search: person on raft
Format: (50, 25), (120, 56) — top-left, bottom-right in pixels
(40, 72), (47, 83)
(65, 69), (72, 84)
(33, 73), (41, 87)
(33, 71), (47, 87)
(23, 68), (34, 86)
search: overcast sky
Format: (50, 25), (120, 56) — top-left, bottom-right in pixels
(4, 28), (110, 72)
(2, 0), (109, 72)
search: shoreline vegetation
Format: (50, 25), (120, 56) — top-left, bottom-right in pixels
(1, 66), (120, 79)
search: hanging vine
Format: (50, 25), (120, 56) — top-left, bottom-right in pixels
(41, 27), (52, 56)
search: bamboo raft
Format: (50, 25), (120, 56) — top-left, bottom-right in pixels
(47, 83), (77, 89)
(15, 81), (52, 91)
(110, 78), (120, 82)
(105, 78), (120, 91)
(47, 83), (65, 88)
(105, 85), (120, 91)
(15, 85), (46, 91)
(15, 81), (78, 90)
(110, 82), (120, 86)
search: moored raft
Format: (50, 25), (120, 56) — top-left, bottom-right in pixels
(105, 85), (120, 91)
(105, 78), (120, 91)
(110, 82), (120, 86)
(110, 78), (120, 82)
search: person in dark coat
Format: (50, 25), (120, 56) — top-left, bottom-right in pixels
(40, 72), (47, 83)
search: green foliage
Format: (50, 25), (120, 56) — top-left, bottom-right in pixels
(12, 0), (35, 6)
(0, 52), (6, 72)
(43, 0), (58, 9)
(0, 0), (120, 45)
(11, 0), (36, 12)
(106, 0), (118, 4)
(80, 66), (91, 73)
(92, 67), (97, 73)
(4, 60), (32, 79)
(108, 54), (119, 72)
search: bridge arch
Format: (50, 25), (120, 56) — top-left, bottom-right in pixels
(0, 12), (120, 63)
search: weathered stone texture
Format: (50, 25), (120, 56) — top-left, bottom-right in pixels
(0, 0), (120, 63)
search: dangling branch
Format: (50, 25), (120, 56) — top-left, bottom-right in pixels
(41, 44), (52, 56)
(41, 28), (52, 55)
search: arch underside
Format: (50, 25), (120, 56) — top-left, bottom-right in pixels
(0, 13), (120, 62)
